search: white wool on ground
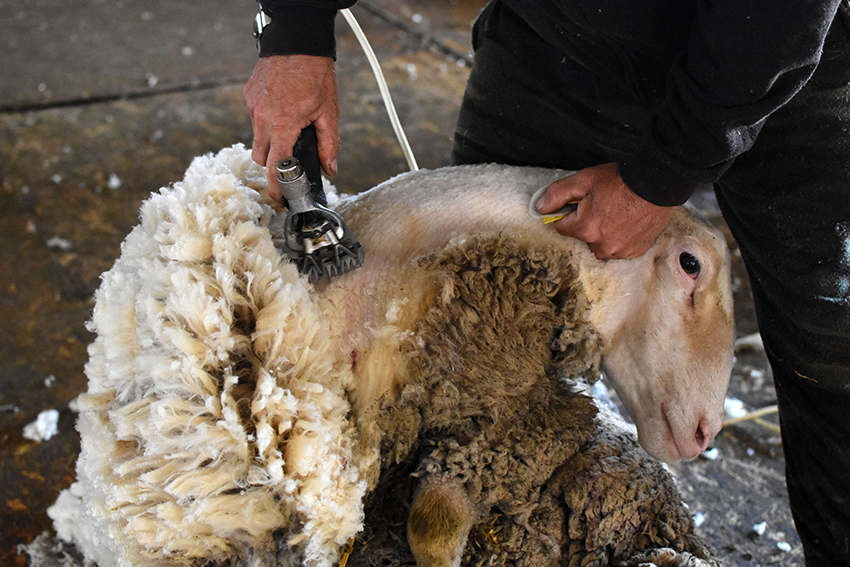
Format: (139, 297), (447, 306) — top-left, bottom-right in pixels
(46, 236), (73, 251)
(724, 397), (748, 419)
(589, 379), (621, 417)
(734, 332), (764, 353)
(51, 144), (366, 567)
(700, 447), (720, 460)
(22, 409), (60, 441)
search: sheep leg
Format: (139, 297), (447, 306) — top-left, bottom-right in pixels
(407, 476), (477, 567)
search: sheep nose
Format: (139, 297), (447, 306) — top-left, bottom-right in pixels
(661, 405), (723, 462)
(694, 417), (717, 455)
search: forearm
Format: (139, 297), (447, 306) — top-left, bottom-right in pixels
(619, 0), (841, 206)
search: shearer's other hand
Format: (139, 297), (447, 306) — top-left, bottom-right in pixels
(243, 54), (341, 203)
(535, 163), (675, 259)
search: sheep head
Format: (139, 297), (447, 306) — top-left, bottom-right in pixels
(574, 207), (734, 462)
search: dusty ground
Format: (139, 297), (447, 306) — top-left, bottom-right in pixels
(0, 1), (800, 565)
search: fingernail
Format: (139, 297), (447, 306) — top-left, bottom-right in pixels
(534, 196), (547, 212)
(329, 159), (338, 176)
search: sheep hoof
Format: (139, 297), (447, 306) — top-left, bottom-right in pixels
(407, 477), (476, 567)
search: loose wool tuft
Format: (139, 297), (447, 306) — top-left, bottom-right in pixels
(50, 145), (365, 567)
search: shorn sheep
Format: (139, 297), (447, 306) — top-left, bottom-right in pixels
(33, 145), (733, 567)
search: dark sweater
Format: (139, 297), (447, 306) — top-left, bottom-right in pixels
(257, 0), (356, 59)
(257, 0), (842, 205)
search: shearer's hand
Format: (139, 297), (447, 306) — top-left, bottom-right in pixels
(535, 163), (675, 260)
(243, 54), (341, 203)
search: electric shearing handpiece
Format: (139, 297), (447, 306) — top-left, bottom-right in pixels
(270, 125), (364, 283)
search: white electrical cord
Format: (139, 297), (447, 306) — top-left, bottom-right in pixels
(341, 8), (419, 172)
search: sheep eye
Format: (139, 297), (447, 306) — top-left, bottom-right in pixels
(679, 252), (701, 276)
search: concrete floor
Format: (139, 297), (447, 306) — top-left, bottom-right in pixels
(0, 1), (800, 565)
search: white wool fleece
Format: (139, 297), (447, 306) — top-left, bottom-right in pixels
(50, 145), (365, 567)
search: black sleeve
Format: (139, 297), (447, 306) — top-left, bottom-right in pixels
(618, 0), (842, 206)
(257, 0), (358, 60)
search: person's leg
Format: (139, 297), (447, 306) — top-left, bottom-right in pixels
(715, 8), (850, 565)
(451, 1), (649, 169)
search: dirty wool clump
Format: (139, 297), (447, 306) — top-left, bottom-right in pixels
(344, 413), (721, 567)
(370, 234), (603, 468)
(47, 146), (365, 567)
(559, 418), (717, 567)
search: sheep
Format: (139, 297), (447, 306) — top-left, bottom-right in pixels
(42, 144), (732, 567)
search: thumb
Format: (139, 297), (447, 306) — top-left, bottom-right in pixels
(534, 173), (586, 213)
(266, 161), (282, 204)
(314, 115), (341, 177)
(265, 135), (298, 204)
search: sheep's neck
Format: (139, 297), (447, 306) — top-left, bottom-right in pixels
(575, 252), (651, 347)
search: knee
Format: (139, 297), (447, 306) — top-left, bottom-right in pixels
(407, 477), (477, 567)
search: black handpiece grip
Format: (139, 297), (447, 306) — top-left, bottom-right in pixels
(292, 124), (327, 207)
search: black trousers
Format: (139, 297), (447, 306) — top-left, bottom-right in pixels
(452, 3), (850, 565)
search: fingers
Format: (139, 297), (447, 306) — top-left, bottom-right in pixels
(261, 120), (337, 204)
(551, 205), (598, 247)
(560, 200), (673, 260)
(581, 229), (654, 260)
(534, 173), (587, 214)
(242, 55), (341, 203)
(541, 163), (675, 260)
(267, 123), (304, 197)
(535, 172), (600, 248)
(314, 112), (341, 177)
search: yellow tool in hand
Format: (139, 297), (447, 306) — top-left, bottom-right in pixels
(541, 201), (580, 224)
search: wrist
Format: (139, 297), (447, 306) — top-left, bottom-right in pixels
(255, 3), (339, 59)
